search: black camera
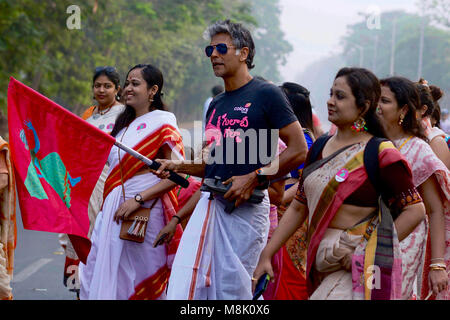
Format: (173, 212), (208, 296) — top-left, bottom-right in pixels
(200, 176), (265, 213)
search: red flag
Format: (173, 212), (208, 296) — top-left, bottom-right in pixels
(7, 77), (115, 263)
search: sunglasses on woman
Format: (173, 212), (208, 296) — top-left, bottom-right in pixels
(95, 66), (117, 73)
(205, 43), (236, 57)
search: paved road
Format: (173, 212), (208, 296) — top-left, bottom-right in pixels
(11, 205), (76, 300)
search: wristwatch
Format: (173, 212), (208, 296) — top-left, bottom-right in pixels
(255, 168), (269, 188)
(134, 193), (145, 205)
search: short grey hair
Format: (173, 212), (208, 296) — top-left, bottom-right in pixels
(203, 19), (255, 69)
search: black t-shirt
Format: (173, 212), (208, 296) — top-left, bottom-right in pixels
(204, 78), (298, 181)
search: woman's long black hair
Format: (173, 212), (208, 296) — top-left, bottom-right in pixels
(111, 64), (166, 137)
(93, 66), (122, 101)
(280, 82), (314, 133)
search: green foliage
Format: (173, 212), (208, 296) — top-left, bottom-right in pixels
(295, 9), (450, 129)
(0, 0), (292, 133)
(248, 0), (293, 82)
(342, 10), (450, 91)
(419, 0), (450, 28)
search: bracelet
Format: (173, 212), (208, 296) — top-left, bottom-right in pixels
(429, 263), (447, 269)
(430, 266), (446, 272)
(172, 215), (182, 224)
(430, 258), (445, 262)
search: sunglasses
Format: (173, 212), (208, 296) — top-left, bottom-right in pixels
(205, 43), (235, 57)
(95, 66), (117, 73)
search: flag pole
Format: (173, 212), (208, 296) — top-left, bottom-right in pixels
(114, 140), (189, 188)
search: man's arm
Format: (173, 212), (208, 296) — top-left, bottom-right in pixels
(153, 158), (206, 178)
(223, 121), (308, 207)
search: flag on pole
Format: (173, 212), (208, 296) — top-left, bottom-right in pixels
(7, 77), (116, 263)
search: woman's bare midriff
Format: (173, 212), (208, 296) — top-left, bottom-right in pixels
(328, 203), (377, 230)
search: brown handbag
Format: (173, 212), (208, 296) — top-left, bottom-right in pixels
(119, 198), (158, 243)
(116, 127), (158, 243)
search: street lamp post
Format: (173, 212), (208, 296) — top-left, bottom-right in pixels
(390, 17), (397, 76)
(417, 15), (427, 80)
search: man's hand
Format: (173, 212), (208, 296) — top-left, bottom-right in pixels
(150, 159), (183, 179)
(223, 171), (259, 208)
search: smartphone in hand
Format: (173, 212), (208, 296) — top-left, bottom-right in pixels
(252, 273), (270, 300)
(153, 233), (168, 248)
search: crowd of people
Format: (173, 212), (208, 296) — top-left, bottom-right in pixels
(0, 19), (449, 300)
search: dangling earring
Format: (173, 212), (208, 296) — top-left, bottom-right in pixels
(351, 117), (368, 133)
(398, 115), (404, 126)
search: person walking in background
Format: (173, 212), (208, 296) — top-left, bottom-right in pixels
(58, 66), (125, 297)
(416, 79), (450, 169)
(439, 109), (450, 135)
(0, 136), (16, 300)
(78, 64), (185, 300)
(81, 66), (125, 130)
(262, 138), (289, 300)
(378, 76), (449, 300)
(269, 82), (316, 300)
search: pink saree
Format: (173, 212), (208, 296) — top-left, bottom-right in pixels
(394, 136), (450, 300)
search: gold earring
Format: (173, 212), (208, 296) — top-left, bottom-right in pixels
(399, 115), (404, 126)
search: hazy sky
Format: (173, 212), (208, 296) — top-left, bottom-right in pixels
(278, 0), (419, 81)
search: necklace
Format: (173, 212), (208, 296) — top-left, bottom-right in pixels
(93, 102), (116, 119)
(398, 135), (413, 151)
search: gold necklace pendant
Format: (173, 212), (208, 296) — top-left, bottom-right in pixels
(99, 106), (112, 115)
(97, 102), (115, 116)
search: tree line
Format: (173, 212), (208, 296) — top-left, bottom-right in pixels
(0, 0), (291, 136)
(296, 5), (450, 126)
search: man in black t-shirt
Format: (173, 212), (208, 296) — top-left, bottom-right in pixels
(156, 20), (308, 300)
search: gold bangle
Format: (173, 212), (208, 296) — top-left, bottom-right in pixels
(429, 263), (447, 268)
(430, 267), (446, 271)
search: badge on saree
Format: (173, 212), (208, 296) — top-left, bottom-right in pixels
(335, 168), (349, 182)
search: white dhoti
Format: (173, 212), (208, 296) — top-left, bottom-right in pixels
(167, 191), (270, 300)
(78, 173), (167, 300)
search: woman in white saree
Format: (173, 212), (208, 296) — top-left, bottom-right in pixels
(79, 64), (185, 300)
